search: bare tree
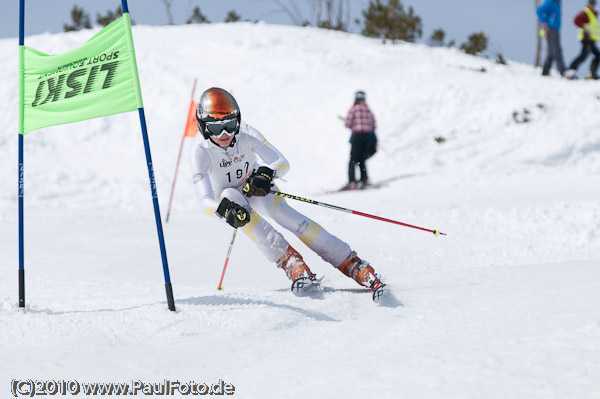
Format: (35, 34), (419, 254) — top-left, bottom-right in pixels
(535, 0), (542, 67)
(159, 0), (175, 25)
(267, 0), (352, 30)
(318, 0), (351, 30)
(267, 0), (305, 25)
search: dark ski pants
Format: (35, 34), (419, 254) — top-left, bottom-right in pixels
(349, 132), (370, 183)
(569, 37), (600, 78)
(542, 28), (567, 76)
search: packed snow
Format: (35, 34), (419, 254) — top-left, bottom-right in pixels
(1, 21), (600, 399)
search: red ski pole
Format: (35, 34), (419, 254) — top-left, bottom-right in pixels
(270, 190), (446, 236)
(216, 228), (238, 290)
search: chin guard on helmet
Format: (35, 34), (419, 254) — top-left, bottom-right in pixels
(196, 88), (242, 140)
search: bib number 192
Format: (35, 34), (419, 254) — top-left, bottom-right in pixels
(226, 162), (250, 182)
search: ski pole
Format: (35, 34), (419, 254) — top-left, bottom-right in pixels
(270, 190), (446, 236)
(216, 228), (238, 290)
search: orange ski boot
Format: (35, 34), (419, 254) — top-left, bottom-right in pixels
(338, 251), (386, 302)
(277, 246), (321, 296)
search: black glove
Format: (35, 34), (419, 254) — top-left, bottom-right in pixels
(216, 198), (250, 228)
(243, 166), (274, 197)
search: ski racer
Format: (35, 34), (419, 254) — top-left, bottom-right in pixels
(189, 87), (386, 301)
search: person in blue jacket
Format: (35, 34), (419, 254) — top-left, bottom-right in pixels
(537, 0), (568, 76)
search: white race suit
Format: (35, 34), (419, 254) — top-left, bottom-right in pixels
(189, 121), (353, 268)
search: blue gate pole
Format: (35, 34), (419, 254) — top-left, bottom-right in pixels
(18, 0), (25, 311)
(122, 0), (175, 311)
(138, 108), (176, 312)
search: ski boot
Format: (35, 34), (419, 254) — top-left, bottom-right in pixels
(563, 69), (577, 80)
(356, 179), (370, 190)
(338, 251), (387, 302)
(340, 181), (357, 191)
(277, 246), (322, 296)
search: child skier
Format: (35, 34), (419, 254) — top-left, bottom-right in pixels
(189, 87), (386, 301)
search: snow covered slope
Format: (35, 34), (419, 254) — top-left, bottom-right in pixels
(1, 22), (599, 398)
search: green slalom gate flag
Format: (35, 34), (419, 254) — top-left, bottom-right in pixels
(19, 14), (142, 135)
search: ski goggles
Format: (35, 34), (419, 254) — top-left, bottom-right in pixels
(204, 118), (239, 138)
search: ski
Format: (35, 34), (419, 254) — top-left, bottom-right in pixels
(317, 284), (402, 307)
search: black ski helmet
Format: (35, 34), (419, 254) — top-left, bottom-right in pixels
(196, 87), (241, 140)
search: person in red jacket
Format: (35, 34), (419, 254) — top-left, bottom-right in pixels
(566, 0), (600, 79)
